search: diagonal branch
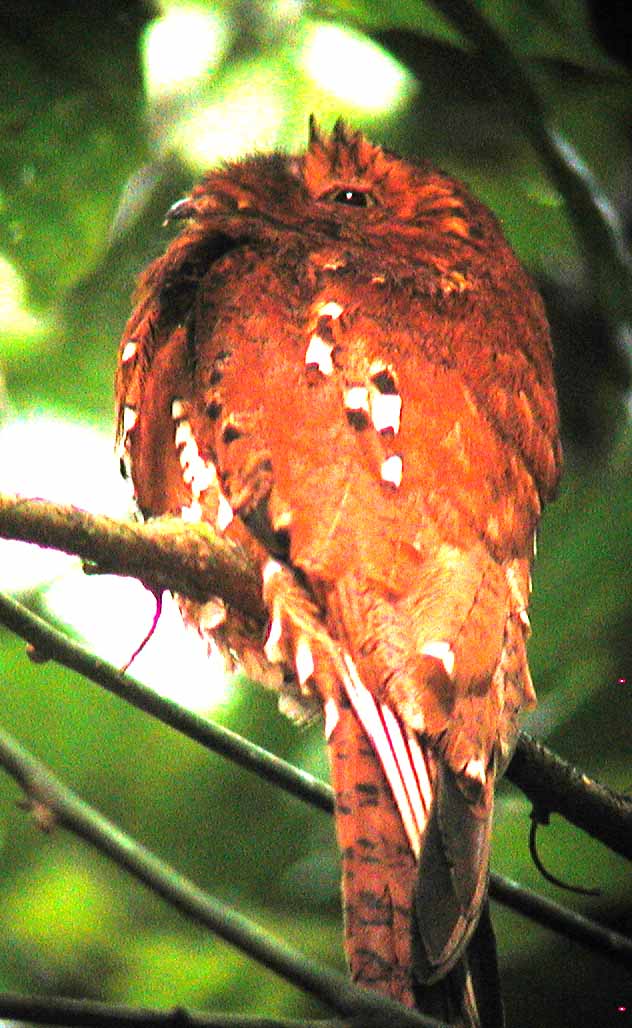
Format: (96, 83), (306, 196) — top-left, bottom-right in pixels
(0, 590), (332, 814)
(0, 493), (265, 622)
(1, 493), (631, 857)
(0, 723), (440, 1028)
(0, 990), (349, 1027)
(506, 735), (632, 863)
(0, 591), (631, 970)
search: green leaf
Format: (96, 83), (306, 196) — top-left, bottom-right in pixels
(0, 2), (149, 309)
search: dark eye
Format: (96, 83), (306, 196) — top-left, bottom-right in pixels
(325, 188), (376, 208)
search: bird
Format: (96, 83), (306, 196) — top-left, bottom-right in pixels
(115, 118), (561, 1026)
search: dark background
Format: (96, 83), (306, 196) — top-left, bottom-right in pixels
(0, 2), (631, 1025)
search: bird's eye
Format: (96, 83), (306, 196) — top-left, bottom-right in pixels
(325, 188), (376, 208)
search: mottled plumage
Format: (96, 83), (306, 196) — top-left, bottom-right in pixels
(116, 119), (561, 1025)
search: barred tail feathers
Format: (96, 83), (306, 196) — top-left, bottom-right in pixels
(327, 675), (419, 1008)
(327, 654), (502, 1026)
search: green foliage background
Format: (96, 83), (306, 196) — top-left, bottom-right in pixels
(0, 1), (631, 1025)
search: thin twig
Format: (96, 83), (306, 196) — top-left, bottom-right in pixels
(0, 723), (440, 1028)
(0, 991), (348, 1028)
(0, 991), (361, 1028)
(1, 593), (631, 970)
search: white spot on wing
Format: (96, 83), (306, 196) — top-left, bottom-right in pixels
(295, 634), (315, 687)
(171, 399), (186, 421)
(344, 386), (370, 412)
(464, 756), (486, 786)
(305, 334), (334, 376)
(317, 301), (343, 320)
(121, 341), (138, 364)
(263, 609), (283, 664)
(262, 559), (283, 586)
(179, 439), (198, 470)
(371, 392), (402, 434)
(175, 421), (193, 449)
(272, 508), (292, 530)
(182, 463), (195, 485)
(506, 563), (531, 629)
(380, 454), (403, 488)
(192, 461), (217, 495)
(198, 598), (227, 632)
(122, 406), (138, 434)
(181, 501), (202, 523)
(421, 640), (455, 677)
(174, 418), (229, 524)
(216, 493), (234, 531)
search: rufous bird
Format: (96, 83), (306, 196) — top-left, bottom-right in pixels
(116, 119), (561, 1026)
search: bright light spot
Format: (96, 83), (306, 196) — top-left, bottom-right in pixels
(301, 23), (411, 112)
(272, 0), (303, 20)
(0, 415), (229, 713)
(176, 67), (286, 167)
(46, 576), (229, 713)
(0, 255), (47, 340)
(143, 5), (227, 97)
(0, 416), (129, 593)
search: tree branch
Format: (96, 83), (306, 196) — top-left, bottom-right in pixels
(0, 991), (348, 1028)
(0, 722), (440, 1028)
(0, 590), (332, 814)
(490, 875), (632, 970)
(1, 592), (630, 970)
(1, 493), (631, 857)
(506, 735), (632, 863)
(0, 493), (265, 622)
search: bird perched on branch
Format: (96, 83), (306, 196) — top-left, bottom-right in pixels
(116, 118), (561, 1026)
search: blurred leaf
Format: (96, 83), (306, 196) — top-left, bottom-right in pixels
(0, 1), (149, 310)
(477, 0), (621, 69)
(316, 0), (622, 68)
(2, 842), (127, 973)
(312, 0), (463, 40)
(109, 931), (253, 1007)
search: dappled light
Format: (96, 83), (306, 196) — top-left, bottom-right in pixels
(301, 22), (414, 112)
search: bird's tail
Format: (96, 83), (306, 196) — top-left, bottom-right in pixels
(328, 679), (418, 1008)
(326, 675), (504, 1026)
